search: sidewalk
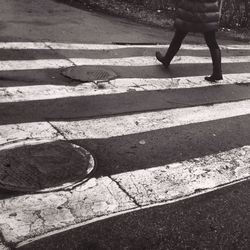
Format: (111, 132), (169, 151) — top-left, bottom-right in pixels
(59, 0), (250, 43)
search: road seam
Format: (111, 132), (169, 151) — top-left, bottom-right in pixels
(44, 42), (78, 68)
(108, 176), (142, 207)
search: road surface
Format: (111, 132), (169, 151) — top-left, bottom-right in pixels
(0, 0), (250, 249)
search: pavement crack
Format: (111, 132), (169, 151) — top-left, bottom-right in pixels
(108, 176), (141, 207)
(47, 121), (68, 141)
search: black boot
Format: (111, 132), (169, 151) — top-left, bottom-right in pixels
(205, 48), (223, 82)
(156, 43), (181, 68)
(155, 51), (171, 68)
(156, 30), (186, 68)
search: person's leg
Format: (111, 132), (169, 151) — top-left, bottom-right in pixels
(204, 31), (223, 82)
(156, 29), (187, 68)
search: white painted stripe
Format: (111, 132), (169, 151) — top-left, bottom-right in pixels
(0, 42), (49, 50)
(47, 43), (169, 50)
(0, 59), (73, 71)
(0, 42), (250, 51)
(45, 43), (250, 51)
(112, 145), (250, 206)
(47, 43), (250, 51)
(0, 82), (98, 103)
(110, 73), (250, 90)
(52, 99), (250, 140)
(1, 144), (250, 245)
(0, 56), (249, 71)
(220, 44), (250, 50)
(0, 73), (249, 103)
(0, 122), (63, 145)
(71, 55), (250, 66)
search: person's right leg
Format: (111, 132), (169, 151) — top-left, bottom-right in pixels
(156, 29), (187, 68)
(204, 31), (223, 82)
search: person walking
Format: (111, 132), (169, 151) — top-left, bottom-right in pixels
(156, 0), (223, 82)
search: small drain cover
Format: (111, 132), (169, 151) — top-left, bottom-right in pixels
(62, 66), (117, 82)
(0, 139), (96, 193)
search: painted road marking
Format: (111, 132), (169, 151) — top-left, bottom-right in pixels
(1, 100), (249, 144)
(0, 145), (249, 246)
(0, 122), (63, 145)
(0, 41), (250, 247)
(0, 73), (249, 103)
(0, 42), (250, 51)
(71, 55), (250, 66)
(0, 56), (249, 71)
(51, 99), (250, 139)
(0, 59), (73, 71)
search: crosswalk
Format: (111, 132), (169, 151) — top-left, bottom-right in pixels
(0, 42), (250, 247)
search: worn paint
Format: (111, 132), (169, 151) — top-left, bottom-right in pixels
(112, 146), (250, 205)
(0, 177), (136, 244)
(0, 146), (249, 245)
(0, 123), (63, 145)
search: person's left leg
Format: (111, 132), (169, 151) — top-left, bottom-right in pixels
(204, 31), (223, 82)
(156, 29), (187, 68)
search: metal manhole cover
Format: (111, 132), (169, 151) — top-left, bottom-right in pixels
(0, 139), (96, 193)
(62, 66), (117, 82)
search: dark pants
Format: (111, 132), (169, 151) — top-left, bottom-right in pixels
(161, 29), (222, 81)
(167, 29), (220, 60)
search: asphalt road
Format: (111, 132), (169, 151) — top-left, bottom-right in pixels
(0, 1), (250, 250)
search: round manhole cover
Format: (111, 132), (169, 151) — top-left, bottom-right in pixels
(0, 139), (96, 193)
(62, 66), (117, 82)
